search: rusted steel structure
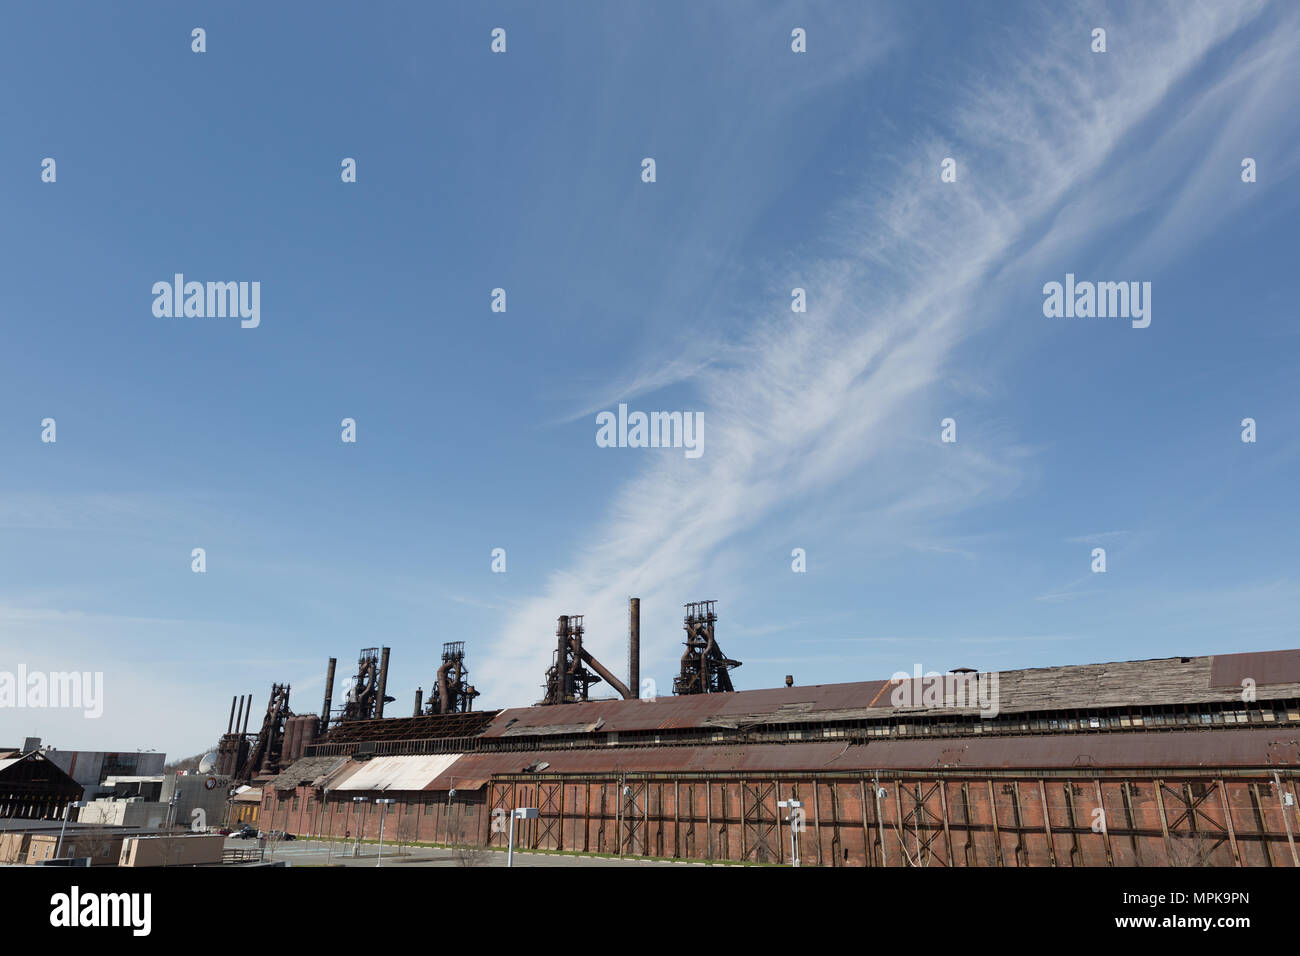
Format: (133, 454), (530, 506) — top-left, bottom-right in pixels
(674, 601), (740, 695)
(244, 682), (294, 778)
(257, 647), (1300, 866)
(214, 692), (253, 778)
(542, 615), (634, 705)
(426, 641), (480, 715)
(214, 683), (309, 782)
(341, 647), (394, 722)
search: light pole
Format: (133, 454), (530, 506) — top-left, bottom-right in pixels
(507, 807), (538, 867)
(445, 779), (459, 847)
(375, 798), (396, 867)
(621, 784), (638, 857)
(54, 801), (87, 859)
(325, 789), (334, 863)
(873, 778), (888, 867)
(352, 797), (368, 858)
(166, 789), (183, 831)
(778, 799), (803, 867)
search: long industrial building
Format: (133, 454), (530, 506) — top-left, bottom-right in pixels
(223, 601), (1300, 866)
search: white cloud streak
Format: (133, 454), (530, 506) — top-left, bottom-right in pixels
(480, 2), (1284, 705)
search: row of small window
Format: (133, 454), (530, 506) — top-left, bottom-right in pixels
(777, 705), (1300, 739)
(280, 795), (480, 814)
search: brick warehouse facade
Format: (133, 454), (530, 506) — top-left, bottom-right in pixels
(252, 648), (1300, 866)
(264, 766), (1300, 867)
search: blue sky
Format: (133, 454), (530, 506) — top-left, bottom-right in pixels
(1, 1), (1298, 759)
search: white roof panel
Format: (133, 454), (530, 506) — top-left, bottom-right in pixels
(332, 754), (463, 792)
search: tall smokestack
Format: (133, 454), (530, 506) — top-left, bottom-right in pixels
(375, 647), (391, 719)
(629, 598), (641, 699)
(558, 615), (571, 702)
(234, 694), (246, 737)
(227, 695), (237, 735)
(241, 695), (252, 735)
(321, 657), (337, 735)
(413, 687), (423, 716)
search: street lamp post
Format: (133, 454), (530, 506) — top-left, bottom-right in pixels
(507, 807), (538, 868)
(325, 789), (334, 863)
(55, 801), (88, 859)
(375, 798), (396, 867)
(873, 779), (888, 867)
(166, 789), (183, 831)
(621, 784), (638, 858)
(778, 799), (803, 867)
(445, 778), (457, 847)
(352, 797), (368, 858)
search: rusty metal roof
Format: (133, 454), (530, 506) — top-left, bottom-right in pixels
(477, 649), (1300, 737)
(271, 755), (350, 791)
(480, 681), (891, 737)
(429, 726), (1300, 780)
(1210, 649), (1300, 688)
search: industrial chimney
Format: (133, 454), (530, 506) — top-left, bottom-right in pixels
(628, 597), (641, 699)
(321, 657), (337, 735)
(375, 646), (391, 719)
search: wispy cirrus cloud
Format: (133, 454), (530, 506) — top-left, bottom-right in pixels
(480, 2), (1286, 705)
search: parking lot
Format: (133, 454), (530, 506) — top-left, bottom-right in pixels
(227, 836), (689, 867)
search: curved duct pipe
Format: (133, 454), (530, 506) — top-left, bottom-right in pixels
(437, 659), (454, 713)
(580, 648), (634, 700)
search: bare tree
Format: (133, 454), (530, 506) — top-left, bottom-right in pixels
(451, 820), (489, 867)
(77, 828), (118, 867)
(395, 813), (418, 855)
(265, 829), (284, 861)
(1167, 832), (1220, 867)
(155, 826), (186, 868)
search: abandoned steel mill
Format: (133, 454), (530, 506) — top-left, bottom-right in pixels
(217, 599), (1300, 867)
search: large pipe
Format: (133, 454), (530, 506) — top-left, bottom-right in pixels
(413, 687), (423, 717)
(226, 695), (237, 735)
(581, 648), (634, 700)
(241, 695), (252, 735)
(375, 647), (391, 719)
(437, 660), (453, 714)
(321, 658), (337, 735)
(234, 694), (247, 737)
(628, 598), (640, 699)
